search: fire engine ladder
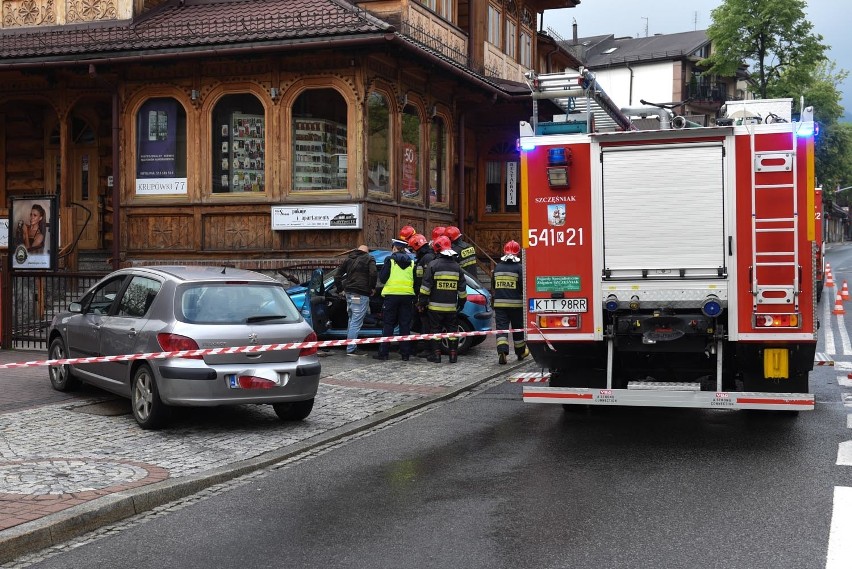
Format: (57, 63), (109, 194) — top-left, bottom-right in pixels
(524, 69), (635, 133)
(750, 127), (799, 311)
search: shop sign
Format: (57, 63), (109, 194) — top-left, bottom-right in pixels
(271, 204), (362, 230)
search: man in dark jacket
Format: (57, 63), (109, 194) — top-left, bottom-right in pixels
(446, 225), (478, 275)
(334, 244), (377, 355)
(492, 240), (529, 364)
(374, 239), (416, 360)
(419, 236), (467, 363)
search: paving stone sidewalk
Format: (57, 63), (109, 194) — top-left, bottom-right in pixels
(0, 339), (534, 564)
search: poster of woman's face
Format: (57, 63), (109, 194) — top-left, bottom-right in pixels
(11, 198), (53, 270)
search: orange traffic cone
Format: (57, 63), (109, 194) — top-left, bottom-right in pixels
(827, 262), (832, 272)
(834, 293), (846, 315)
(826, 270), (835, 288)
(843, 280), (850, 301)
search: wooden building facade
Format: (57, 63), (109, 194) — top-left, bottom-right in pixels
(0, 0), (580, 271)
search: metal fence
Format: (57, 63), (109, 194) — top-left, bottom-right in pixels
(2, 268), (108, 351)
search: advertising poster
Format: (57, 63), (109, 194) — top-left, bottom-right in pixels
(136, 98), (187, 195)
(401, 142), (420, 199)
(10, 196), (57, 270)
(271, 204), (362, 230)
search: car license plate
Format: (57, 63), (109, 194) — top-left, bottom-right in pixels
(529, 298), (588, 313)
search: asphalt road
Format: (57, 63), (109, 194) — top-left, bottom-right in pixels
(11, 247), (852, 569)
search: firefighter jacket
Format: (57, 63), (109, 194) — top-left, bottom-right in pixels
(379, 253), (415, 296)
(419, 256), (467, 312)
(491, 259), (524, 309)
(414, 249), (436, 295)
(451, 238), (477, 272)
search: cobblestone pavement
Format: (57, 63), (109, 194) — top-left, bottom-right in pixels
(0, 338), (535, 564)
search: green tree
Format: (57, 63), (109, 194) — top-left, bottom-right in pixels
(702, 0), (826, 98)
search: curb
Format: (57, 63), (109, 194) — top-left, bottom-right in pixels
(0, 357), (528, 564)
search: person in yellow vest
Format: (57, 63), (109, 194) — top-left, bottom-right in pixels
(374, 238), (416, 361)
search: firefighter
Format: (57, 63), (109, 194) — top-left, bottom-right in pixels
(408, 232), (436, 357)
(419, 235), (467, 363)
(445, 226), (477, 275)
(492, 240), (529, 364)
(429, 226), (446, 250)
(399, 225), (416, 242)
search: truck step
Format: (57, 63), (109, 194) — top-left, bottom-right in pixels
(627, 381), (701, 391)
(508, 372), (551, 383)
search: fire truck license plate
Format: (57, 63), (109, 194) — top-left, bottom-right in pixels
(529, 298), (588, 312)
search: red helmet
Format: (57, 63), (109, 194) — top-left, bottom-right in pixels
(399, 225), (416, 240)
(408, 233), (428, 251)
(445, 226), (461, 241)
(431, 226), (446, 241)
(503, 240), (521, 256)
(433, 235), (453, 254)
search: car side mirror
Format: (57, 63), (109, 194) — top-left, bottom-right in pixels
(69, 302), (82, 314)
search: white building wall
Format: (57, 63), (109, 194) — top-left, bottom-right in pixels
(590, 62), (675, 110)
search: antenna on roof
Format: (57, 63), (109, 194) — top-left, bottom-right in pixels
(694, 11), (698, 31)
(641, 17), (648, 37)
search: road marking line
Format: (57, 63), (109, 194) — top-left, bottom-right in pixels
(838, 376), (852, 388)
(839, 442), (852, 466)
(835, 362), (852, 371)
(839, 314), (852, 356)
(826, 487), (852, 569)
(848, 415), (852, 429)
(825, 299), (837, 355)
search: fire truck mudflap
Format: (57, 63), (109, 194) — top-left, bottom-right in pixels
(518, 71), (817, 411)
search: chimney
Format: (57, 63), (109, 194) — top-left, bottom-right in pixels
(572, 18), (578, 44)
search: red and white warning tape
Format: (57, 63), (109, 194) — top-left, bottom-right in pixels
(0, 328), (530, 370)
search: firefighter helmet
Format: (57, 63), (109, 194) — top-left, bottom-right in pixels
(503, 240), (521, 256)
(408, 233), (428, 252)
(433, 235), (454, 255)
(431, 226), (446, 241)
(445, 226), (461, 241)
(399, 225), (416, 240)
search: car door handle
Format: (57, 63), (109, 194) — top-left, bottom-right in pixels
(127, 329), (137, 337)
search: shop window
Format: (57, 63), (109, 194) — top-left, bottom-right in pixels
(292, 88), (348, 191)
(212, 94), (265, 194)
(401, 105), (421, 202)
(367, 91), (391, 193)
(488, 4), (501, 46)
(429, 117), (448, 205)
(485, 159), (519, 215)
(135, 98), (187, 195)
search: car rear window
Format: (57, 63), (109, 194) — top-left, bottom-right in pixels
(179, 283), (301, 324)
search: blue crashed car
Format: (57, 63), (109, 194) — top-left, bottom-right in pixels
(286, 250), (493, 354)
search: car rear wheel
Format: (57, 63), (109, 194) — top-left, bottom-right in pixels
(132, 364), (170, 430)
(440, 318), (475, 355)
(273, 398), (314, 421)
(48, 336), (80, 392)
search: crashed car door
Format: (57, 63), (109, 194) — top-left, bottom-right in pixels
(307, 268), (329, 334)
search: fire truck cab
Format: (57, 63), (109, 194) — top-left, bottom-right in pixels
(518, 70), (819, 411)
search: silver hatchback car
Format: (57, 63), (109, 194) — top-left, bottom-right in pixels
(47, 266), (321, 429)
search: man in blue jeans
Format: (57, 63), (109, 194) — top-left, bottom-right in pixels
(333, 244), (377, 355)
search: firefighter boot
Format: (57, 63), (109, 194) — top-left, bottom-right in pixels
(498, 352), (507, 365)
(517, 346), (530, 361)
(427, 350), (442, 363)
(448, 338), (458, 364)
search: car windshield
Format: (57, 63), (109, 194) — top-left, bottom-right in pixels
(178, 283), (301, 324)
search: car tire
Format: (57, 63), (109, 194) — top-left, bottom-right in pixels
(48, 336), (80, 392)
(131, 363), (170, 430)
(440, 318), (475, 355)
(273, 398), (314, 421)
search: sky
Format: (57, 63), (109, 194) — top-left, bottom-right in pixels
(545, 0), (851, 118)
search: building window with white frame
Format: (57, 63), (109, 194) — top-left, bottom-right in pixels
(520, 31), (532, 67)
(488, 4), (501, 46)
(505, 18), (517, 58)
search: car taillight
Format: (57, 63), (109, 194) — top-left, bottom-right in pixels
(536, 314), (581, 329)
(157, 333), (203, 359)
(467, 294), (487, 306)
(300, 331), (318, 357)
(754, 313), (800, 328)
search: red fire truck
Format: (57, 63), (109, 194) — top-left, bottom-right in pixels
(518, 71), (819, 411)
(815, 185), (825, 302)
